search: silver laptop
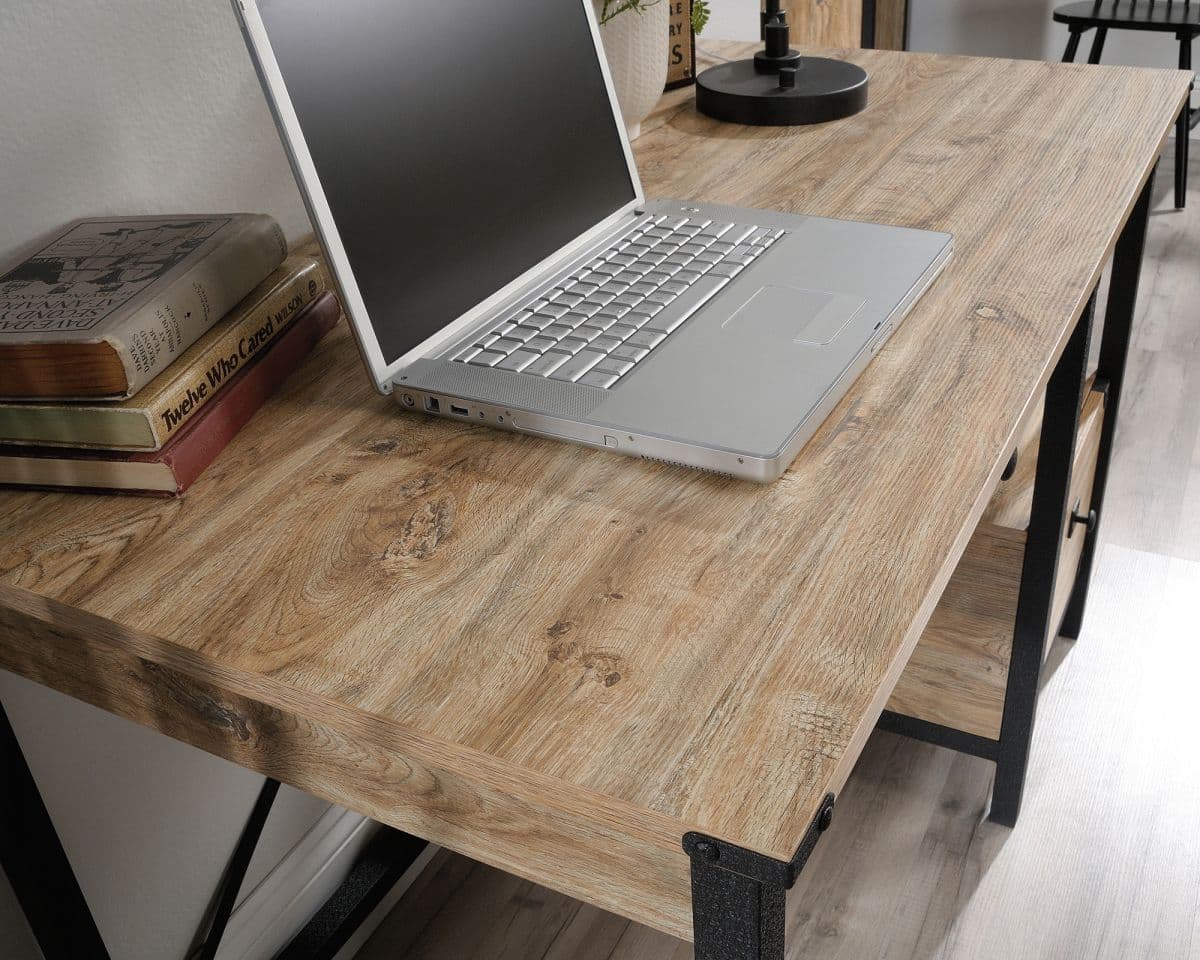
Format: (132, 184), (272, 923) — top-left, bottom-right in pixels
(234, 0), (952, 482)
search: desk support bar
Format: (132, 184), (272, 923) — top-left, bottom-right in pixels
(989, 288), (1097, 827)
(276, 826), (428, 960)
(876, 710), (1000, 761)
(0, 700), (110, 960)
(1061, 164), (1157, 638)
(684, 794), (835, 960)
(193, 777), (281, 960)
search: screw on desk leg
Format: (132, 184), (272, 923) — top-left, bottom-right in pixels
(1062, 27), (1084, 63)
(1060, 163), (1157, 641)
(989, 290), (1096, 828)
(0, 700), (110, 960)
(684, 794), (835, 960)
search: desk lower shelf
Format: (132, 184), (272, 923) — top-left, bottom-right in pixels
(887, 380), (1106, 739)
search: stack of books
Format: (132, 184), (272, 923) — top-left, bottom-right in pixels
(0, 214), (340, 496)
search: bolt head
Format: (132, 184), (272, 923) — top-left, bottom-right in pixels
(818, 805), (834, 832)
(694, 841), (720, 862)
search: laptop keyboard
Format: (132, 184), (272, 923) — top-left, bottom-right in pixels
(451, 215), (786, 389)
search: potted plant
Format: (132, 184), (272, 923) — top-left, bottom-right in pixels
(595, 0), (710, 140)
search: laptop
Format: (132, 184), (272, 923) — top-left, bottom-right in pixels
(234, 0), (952, 482)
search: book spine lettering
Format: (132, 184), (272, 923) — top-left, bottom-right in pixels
(162, 294), (341, 494)
(147, 261), (325, 446)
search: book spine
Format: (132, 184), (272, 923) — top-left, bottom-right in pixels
(158, 293), (341, 494)
(145, 259), (325, 447)
(110, 215), (288, 397)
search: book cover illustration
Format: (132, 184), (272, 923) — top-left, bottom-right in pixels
(0, 216), (230, 339)
(0, 213), (286, 399)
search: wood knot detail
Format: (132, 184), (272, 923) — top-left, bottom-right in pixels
(138, 660), (252, 742)
(546, 620), (573, 639)
(383, 497), (456, 564)
(546, 633), (627, 694)
(581, 651), (625, 689)
(548, 637), (578, 662)
(365, 437), (402, 455)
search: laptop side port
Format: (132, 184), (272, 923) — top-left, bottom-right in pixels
(450, 404), (469, 417)
(425, 397), (440, 413)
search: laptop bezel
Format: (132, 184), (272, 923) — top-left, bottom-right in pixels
(233, 0), (648, 395)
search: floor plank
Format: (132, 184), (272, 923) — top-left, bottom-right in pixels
(356, 153), (1200, 960)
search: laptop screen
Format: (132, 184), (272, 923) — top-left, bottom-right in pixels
(258, 0), (639, 366)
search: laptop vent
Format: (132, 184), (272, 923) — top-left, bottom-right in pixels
(639, 454), (734, 478)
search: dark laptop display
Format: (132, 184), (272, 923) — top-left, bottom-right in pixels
(258, 0), (637, 363)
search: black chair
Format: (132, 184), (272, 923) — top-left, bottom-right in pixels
(1054, 0), (1199, 207)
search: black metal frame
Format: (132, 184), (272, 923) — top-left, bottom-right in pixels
(877, 167), (1157, 829)
(276, 827), (427, 960)
(988, 288), (1096, 826)
(684, 794), (835, 960)
(861, 0), (877, 48)
(861, 0), (912, 50)
(1061, 159), (1157, 638)
(193, 777), (281, 960)
(0, 699), (428, 960)
(0, 702), (110, 960)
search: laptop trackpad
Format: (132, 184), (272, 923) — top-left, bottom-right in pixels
(722, 284), (866, 345)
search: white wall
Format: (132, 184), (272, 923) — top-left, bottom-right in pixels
(0, 0), (309, 269)
(0, 2), (345, 958)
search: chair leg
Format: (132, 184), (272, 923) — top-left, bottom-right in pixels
(1062, 27), (1083, 63)
(1087, 26), (1108, 64)
(1177, 36), (1193, 209)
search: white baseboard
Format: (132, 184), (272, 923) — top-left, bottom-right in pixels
(215, 806), (437, 960)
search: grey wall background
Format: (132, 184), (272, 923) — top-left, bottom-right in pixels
(0, 0), (1189, 957)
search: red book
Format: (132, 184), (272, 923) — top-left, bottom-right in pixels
(0, 293), (340, 496)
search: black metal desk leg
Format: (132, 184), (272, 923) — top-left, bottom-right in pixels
(1087, 26), (1108, 64)
(989, 292), (1097, 828)
(685, 795), (835, 960)
(1062, 27), (1084, 62)
(1060, 164), (1157, 640)
(1176, 37), (1192, 209)
(0, 700), (110, 959)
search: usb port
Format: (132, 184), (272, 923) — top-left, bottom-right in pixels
(425, 397), (440, 413)
(450, 404), (469, 417)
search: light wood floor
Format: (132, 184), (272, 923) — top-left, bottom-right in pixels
(357, 161), (1200, 960)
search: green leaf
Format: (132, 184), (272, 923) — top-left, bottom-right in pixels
(691, 0), (711, 35)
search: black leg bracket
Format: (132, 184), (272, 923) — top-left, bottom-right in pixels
(684, 794), (835, 960)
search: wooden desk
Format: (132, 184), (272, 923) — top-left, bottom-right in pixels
(0, 47), (1188, 960)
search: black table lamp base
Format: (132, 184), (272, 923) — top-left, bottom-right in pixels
(696, 56), (868, 126)
(696, 0), (868, 126)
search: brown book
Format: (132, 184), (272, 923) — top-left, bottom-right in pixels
(0, 253), (328, 451)
(0, 293), (340, 496)
(0, 214), (286, 399)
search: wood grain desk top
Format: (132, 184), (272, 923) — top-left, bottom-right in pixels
(0, 47), (1189, 939)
